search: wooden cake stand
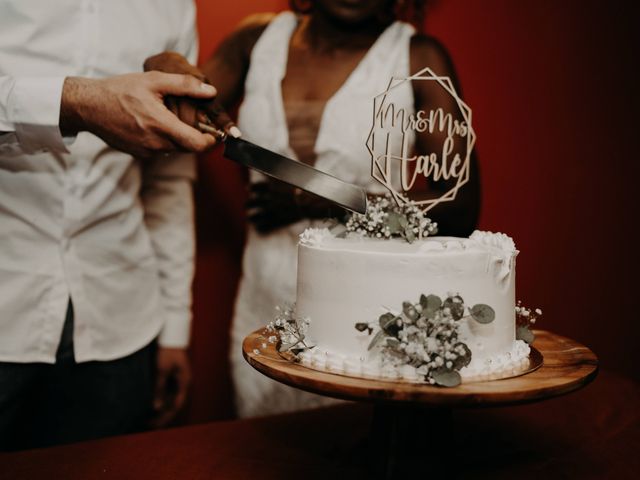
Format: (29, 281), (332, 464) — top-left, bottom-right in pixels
(243, 329), (598, 478)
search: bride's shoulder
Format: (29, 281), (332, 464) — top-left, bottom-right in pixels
(211, 13), (276, 66)
(409, 34), (455, 76)
(235, 13), (277, 40)
(219, 13), (278, 59)
(237, 12), (278, 31)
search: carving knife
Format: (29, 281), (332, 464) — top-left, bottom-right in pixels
(198, 122), (368, 214)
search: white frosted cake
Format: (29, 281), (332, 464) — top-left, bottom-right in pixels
(294, 229), (530, 383)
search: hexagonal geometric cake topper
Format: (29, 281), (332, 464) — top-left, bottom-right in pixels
(366, 67), (476, 213)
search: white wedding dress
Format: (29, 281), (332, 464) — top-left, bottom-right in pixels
(230, 11), (416, 418)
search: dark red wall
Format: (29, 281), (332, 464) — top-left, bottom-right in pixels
(188, 0), (639, 423)
(422, 0), (639, 381)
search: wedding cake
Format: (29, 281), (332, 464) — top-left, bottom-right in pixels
(291, 227), (531, 384)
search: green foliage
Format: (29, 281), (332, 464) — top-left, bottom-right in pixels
(443, 295), (465, 320)
(515, 301), (541, 345)
(386, 337), (401, 348)
(516, 325), (535, 344)
(368, 329), (386, 351)
(420, 294), (442, 319)
(432, 369), (462, 387)
(470, 304), (496, 324)
(379, 312), (396, 328)
(355, 292), (497, 387)
(386, 211), (405, 235)
(355, 322), (369, 332)
(344, 194), (438, 243)
(263, 304), (313, 358)
(402, 301), (419, 321)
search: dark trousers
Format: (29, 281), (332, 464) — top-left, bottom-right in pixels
(0, 301), (154, 451)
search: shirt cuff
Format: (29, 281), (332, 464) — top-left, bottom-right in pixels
(10, 76), (71, 154)
(157, 311), (191, 348)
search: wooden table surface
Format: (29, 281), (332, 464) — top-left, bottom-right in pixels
(1, 369), (638, 480)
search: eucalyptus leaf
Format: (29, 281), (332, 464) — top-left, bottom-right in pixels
(386, 337), (401, 348)
(443, 296), (465, 320)
(368, 329), (386, 351)
(386, 211), (404, 234)
(402, 301), (419, 321)
(409, 358), (424, 368)
(383, 321), (401, 337)
(420, 294), (429, 309)
(379, 312), (400, 336)
(421, 294), (442, 311)
(355, 322), (370, 333)
(379, 312), (395, 329)
(386, 349), (406, 361)
(404, 228), (416, 243)
(330, 223), (348, 238)
(453, 342), (472, 369)
(516, 325), (535, 344)
(432, 369), (462, 387)
(278, 343), (294, 353)
(470, 304), (495, 324)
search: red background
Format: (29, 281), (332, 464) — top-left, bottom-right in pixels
(187, 0), (639, 423)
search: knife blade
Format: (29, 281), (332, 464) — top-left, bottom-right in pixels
(198, 123), (367, 214)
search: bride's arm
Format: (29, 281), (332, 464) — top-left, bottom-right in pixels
(199, 13), (275, 110)
(143, 13), (275, 130)
(409, 35), (480, 237)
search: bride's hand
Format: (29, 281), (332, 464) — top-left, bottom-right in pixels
(247, 180), (347, 233)
(144, 52), (206, 81)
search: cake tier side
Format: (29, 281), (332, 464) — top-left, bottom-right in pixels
(296, 232), (517, 364)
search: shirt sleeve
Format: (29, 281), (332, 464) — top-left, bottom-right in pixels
(169, 0), (199, 64)
(0, 75), (71, 154)
(141, 153), (197, 348)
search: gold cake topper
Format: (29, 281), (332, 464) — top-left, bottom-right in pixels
(366, 67), (476, 213)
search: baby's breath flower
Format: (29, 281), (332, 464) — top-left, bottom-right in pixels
(344, 194), (438, 243)
(515, 301), (542, 344)
(258, 303), (315, 358)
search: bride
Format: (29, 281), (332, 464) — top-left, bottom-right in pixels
(145, 0), (479, 418)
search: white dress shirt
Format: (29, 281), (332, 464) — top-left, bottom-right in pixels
(0, 0), (198, 363)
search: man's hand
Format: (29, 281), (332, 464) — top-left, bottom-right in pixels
(143, 52), (238, 136)
(151, 347), (192, 428)
(59, 72), (218, 158)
